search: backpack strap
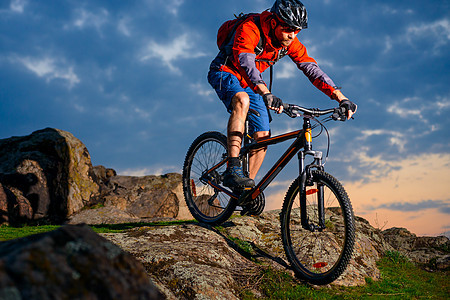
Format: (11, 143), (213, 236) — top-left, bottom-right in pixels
(256, 48), (288, 91)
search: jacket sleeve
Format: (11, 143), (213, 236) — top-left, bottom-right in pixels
(288, 39), (337, 98)
(232, 20), (265, 90)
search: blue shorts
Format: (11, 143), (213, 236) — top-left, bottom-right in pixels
(208, 69), (271, 135)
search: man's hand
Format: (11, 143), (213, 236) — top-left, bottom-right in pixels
(263, 93), (284, 114)
(339, 99), (357, 119)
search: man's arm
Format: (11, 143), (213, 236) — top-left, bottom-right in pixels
(288, 40), (356, 119)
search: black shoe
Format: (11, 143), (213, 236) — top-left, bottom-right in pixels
(222, 166), (255, 188)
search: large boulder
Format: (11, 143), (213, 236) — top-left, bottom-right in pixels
(0, 128), (99, 224)
(0, 224), (163, 299)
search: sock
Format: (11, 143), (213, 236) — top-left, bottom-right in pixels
(228, 157), (240, 168)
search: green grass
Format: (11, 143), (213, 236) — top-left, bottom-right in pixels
(241, 250), (449, 299)
(0, 224), (61, 241)
(0, 220), (196, 241)
(1, 224), (448, 299)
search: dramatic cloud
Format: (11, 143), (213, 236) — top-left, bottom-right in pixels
(0, 0), (449, 236)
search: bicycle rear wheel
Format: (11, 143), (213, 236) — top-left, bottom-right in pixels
(280, 170), (355, 285)
(182, 131), (236, 225)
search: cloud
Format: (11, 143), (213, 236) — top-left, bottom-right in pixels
(275, 61), (297, 79)
(436, 96), (450, 111)
(9, 0), (27, 13)
(386, 95), (450, 127)
(357, 129), (407, 153)
(67, 7), (109, 33)
(13, 56), (80, 88)
(145, 0), (184, 16)
(190, 82), (214, 99)
(139, 33), (206, 74)
(368, 199), (450, 214)
(379, 4), (414, 16)
(382, 17), (450, 56)
(387, 97), (422, 118)
(406, 18), (450, 43)
(118, 17), (131, 37)
(119, 165), (179, 176)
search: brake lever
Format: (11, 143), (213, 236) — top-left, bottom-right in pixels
(332, 107), (347, 121)
(282, 103), (297, 118)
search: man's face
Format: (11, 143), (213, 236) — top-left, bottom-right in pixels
(273, 21), (300, 47)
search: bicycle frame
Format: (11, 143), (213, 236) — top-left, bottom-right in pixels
(199, 116), (326, 230)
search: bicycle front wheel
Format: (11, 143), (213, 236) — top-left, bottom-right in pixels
(182, 131), (236, 225)
(280, 170), (355, 285)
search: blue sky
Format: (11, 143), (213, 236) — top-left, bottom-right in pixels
(1, 0), (449, 236)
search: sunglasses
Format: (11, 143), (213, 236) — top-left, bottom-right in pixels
(274, 15), (301, 34)
(279, 23), (301, 34)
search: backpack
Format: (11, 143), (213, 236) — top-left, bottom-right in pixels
(217, 13), (264, 57)
(216, 13), (288, 90)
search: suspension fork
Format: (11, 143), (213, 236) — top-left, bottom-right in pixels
(298, 117), (326, 231)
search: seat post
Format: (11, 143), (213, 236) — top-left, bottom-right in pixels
(242, 117), (250, 177)
(242, 108), (259, 177)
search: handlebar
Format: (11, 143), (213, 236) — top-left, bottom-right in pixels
(282, 103), (349, 121)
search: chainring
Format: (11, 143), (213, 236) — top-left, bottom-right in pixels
(241, 192), (265, 216)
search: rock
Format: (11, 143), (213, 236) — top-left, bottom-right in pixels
(67, 206), (141, 225)
(0, 184), (7, 223)
(103, 222), (257, 299)
(101, 210), (393, 299)
(0, 129), (192, 225)
(0, 224), (164, 299)
(383, 227), (450, 270)
(0, 128), (99, 224)
(69, 173), (193, 225)
(92, 165), (117, 185)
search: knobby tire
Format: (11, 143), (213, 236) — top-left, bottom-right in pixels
(182, 131), (236, 225)
(280, 170), (355, 285)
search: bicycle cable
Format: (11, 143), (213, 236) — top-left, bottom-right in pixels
(310, 116), (332, 166)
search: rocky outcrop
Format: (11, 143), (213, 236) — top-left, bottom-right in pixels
(101, 210), (392, 299)
(68, 172), (192, 225)
(0, 224), (163, 299)
(1, 213), (448, 300)
(0, 129), (191, 226)
(0, 128), (99, 224)
(382, 227), (450, 270)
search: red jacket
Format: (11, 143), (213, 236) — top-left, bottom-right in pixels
(211, 11), (337, 98)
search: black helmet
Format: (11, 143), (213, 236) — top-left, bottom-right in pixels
(270, 0), (308, 30)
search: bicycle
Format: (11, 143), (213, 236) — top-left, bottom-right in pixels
(182, 102), (355, 285)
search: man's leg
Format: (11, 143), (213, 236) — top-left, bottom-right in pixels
(223, 92), (255, 188)
(249, 131), (270, 179)
(227, 92), (250, 157)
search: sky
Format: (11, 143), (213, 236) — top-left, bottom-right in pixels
(0, 0), (449, 237)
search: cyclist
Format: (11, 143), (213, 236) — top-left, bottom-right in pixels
(208, 0), (357, 190)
